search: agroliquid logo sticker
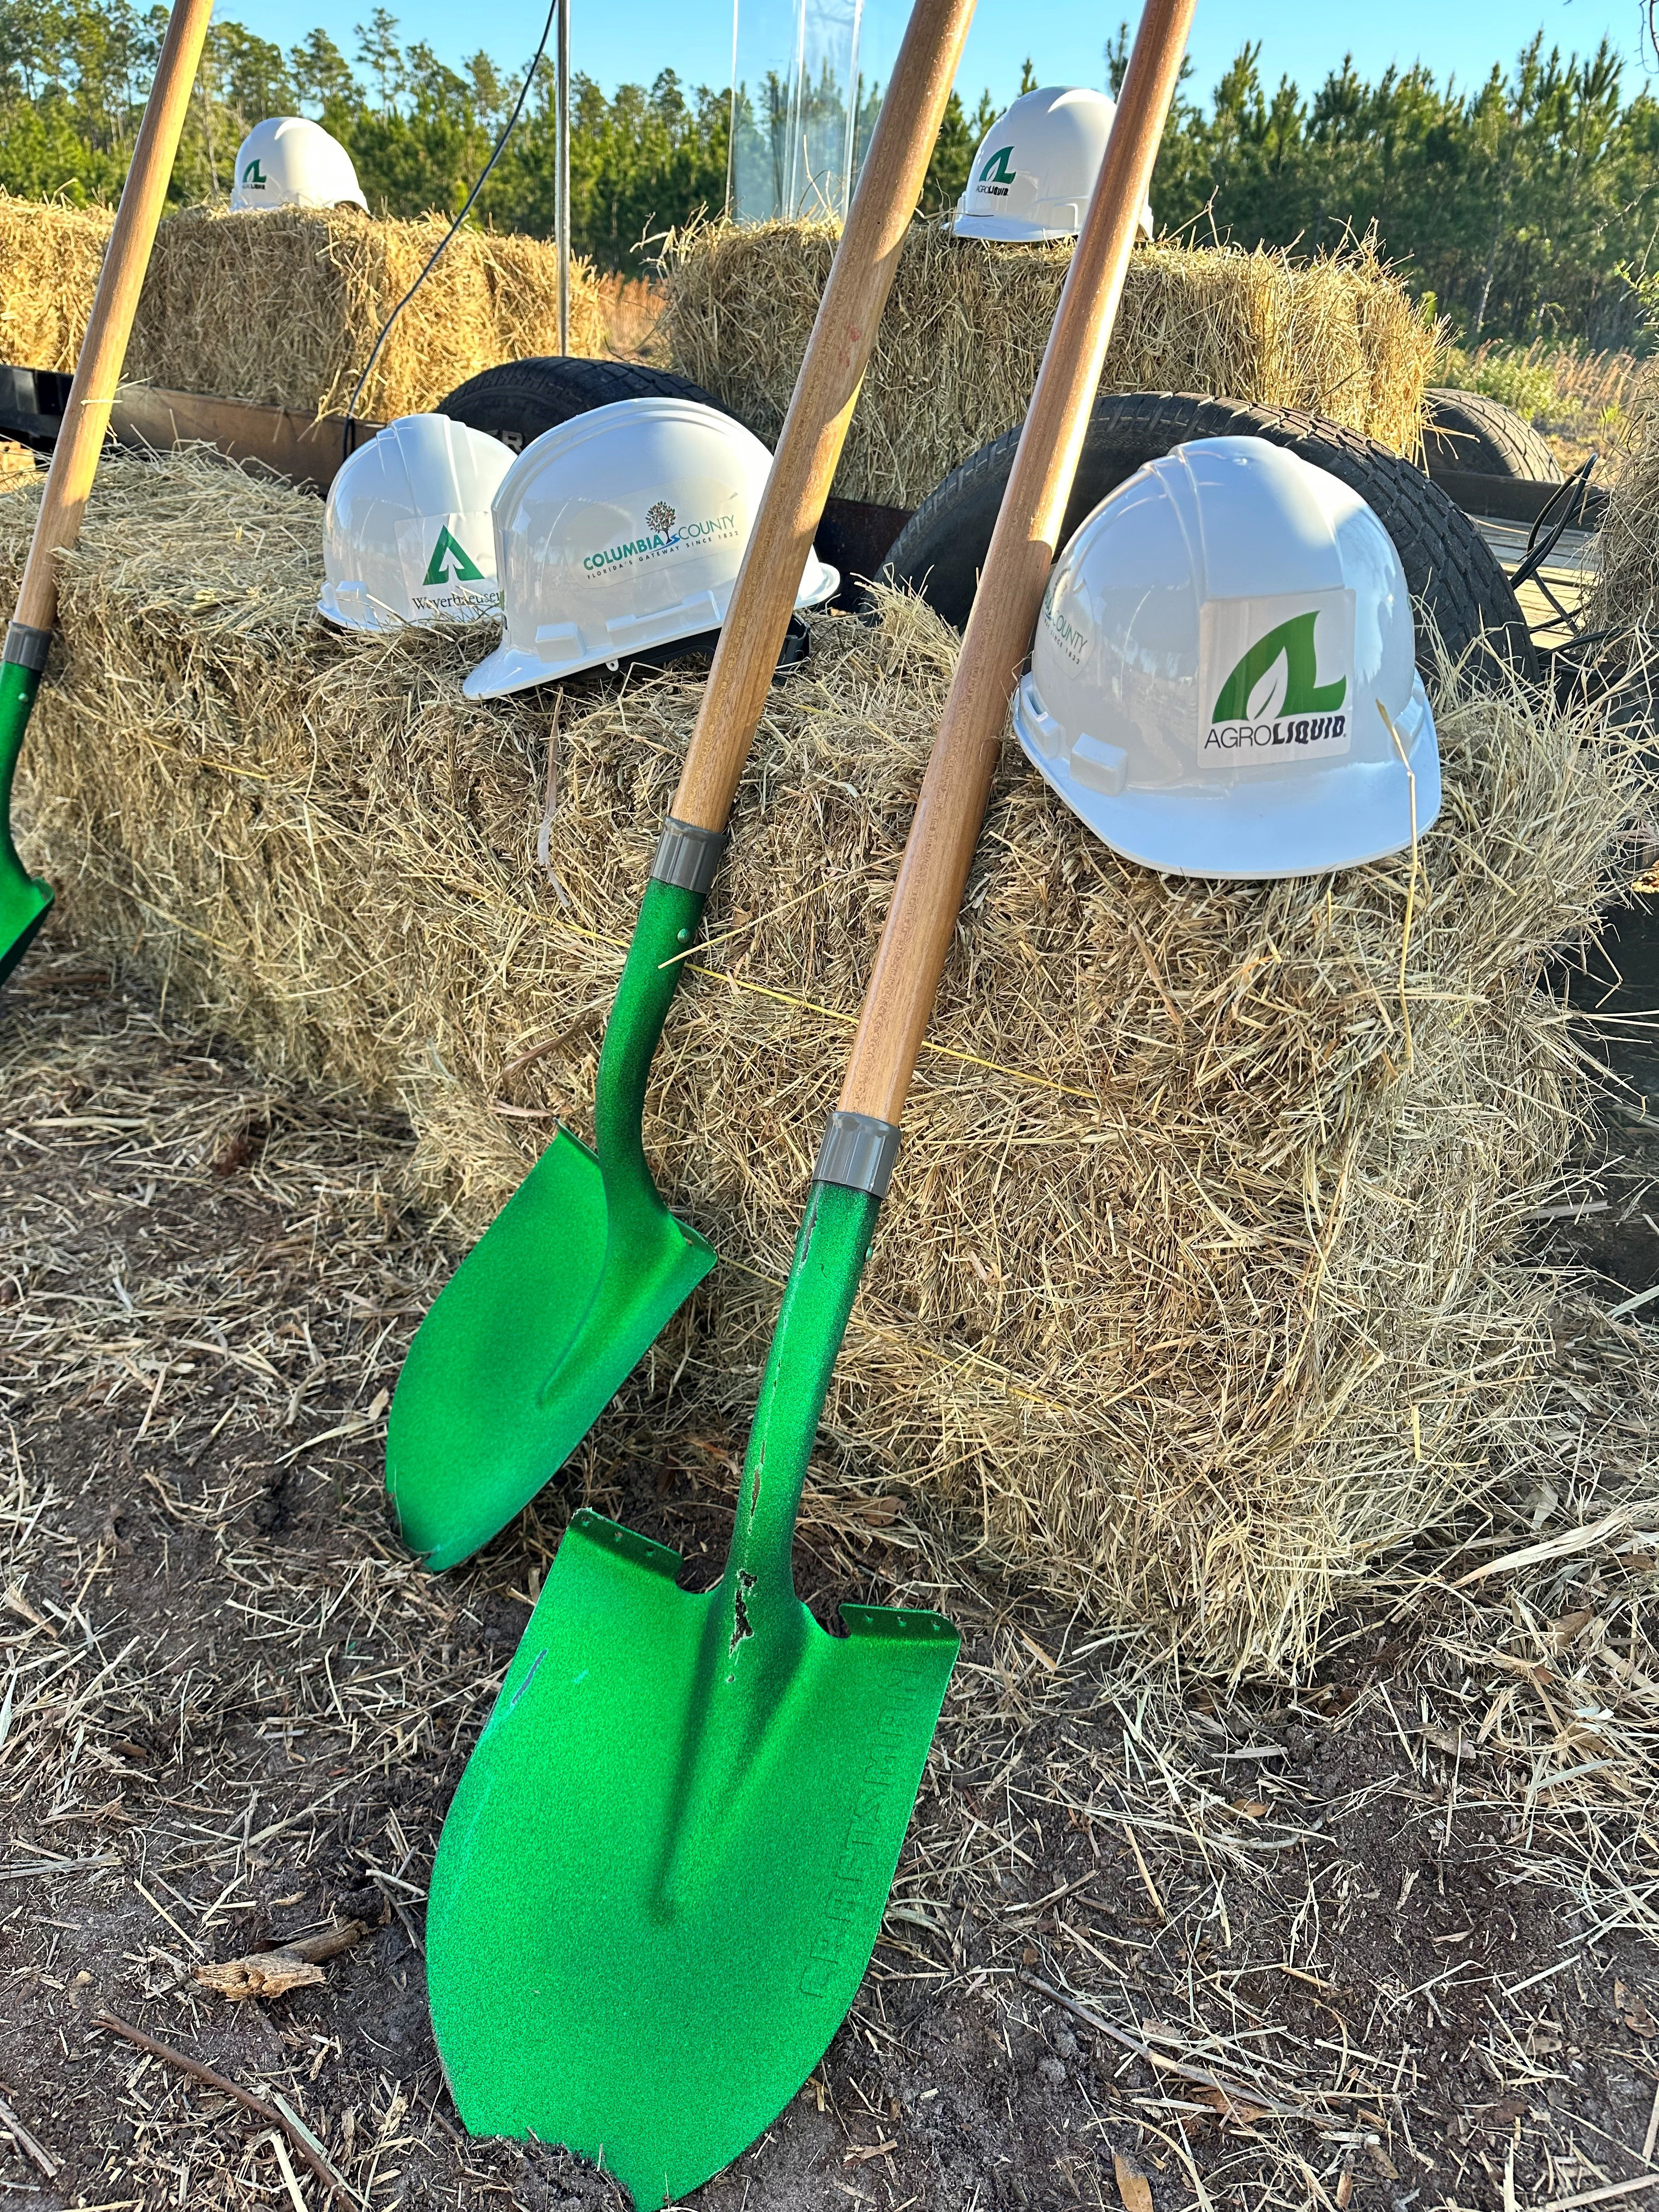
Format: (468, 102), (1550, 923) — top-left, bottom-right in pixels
(241, 158), (267, 188)
(397, 513), (501, 621)
(978, 144), (1018, 185)
(1199, 590), (1356, 761)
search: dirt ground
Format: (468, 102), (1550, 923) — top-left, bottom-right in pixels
(0, 893), (1656, 2211)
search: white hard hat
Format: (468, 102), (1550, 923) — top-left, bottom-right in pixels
(464, 397), (839, 699)
(954, 86), (1153, 243)
(319, 413), (515, 632)
(230, 116), (369, 212)
(1012, 437), (1442, 880)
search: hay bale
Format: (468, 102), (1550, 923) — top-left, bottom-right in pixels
(1587, 360), (1659, 640)
(4, 451), (1638, 1672)
(125, 205), (605, 419)
(660, 219), (1435, 507)
(0, 191), (115, 373)
(0, 195), (603, 419)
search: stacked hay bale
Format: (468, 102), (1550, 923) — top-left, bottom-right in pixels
(0, 192), (114, 375)
(1588, 363), (1659, 640)
(2, 452), (1638, 1673)
(0, 191), (603, 417)
(661, 219), (1435, 507)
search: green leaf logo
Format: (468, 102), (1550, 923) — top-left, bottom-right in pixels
(423, 525), (486, 586)
(242, 158), (266, 185)
(1211, 610), (1346, 722)
(978, 144), (1018, 184)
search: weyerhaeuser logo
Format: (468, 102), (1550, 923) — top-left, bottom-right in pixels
(1205, 608), (1348, 755)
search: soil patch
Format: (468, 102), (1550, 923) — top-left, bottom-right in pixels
(0, 953), (1656, 2210)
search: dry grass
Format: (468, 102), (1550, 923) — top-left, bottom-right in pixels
(0, 194), (603, 416)
(659, 219), (1435, 506)
(1585, 362), (1659, 646)
(0, 189), (114, 372)
(1, 447), (1645, 1676)
(1, 957), (1656, 2205)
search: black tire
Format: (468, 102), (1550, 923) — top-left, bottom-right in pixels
(437, 357), (735, 453)
(883, 390), (1538, 684)
(1422, 387), (1562, 486)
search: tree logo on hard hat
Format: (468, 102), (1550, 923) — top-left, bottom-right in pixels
(423, 526), (486, 587)
(646, 501), (676, 535)
(242, 159), (267, 187)
(978, 145), (1018, 185)
(1212, 611), (1346, 723)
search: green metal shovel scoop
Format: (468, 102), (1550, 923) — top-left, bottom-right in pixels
(387, 0), (979, 1572)
(0, 0), (214, 990)
(425, 2), (1196, 2195)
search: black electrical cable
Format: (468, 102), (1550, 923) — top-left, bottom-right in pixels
(342, 0), (561, 460)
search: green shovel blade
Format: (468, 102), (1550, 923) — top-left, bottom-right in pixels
(387, 877), (716, 1571)
(0, 659), (53, 989)
(427, 1510), (957, 2205)
(426, 1179), (960, 2201)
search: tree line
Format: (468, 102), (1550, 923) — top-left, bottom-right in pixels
(3, 0), (1657, 347)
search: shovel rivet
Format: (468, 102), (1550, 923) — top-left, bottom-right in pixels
(676, 928), (690, 943)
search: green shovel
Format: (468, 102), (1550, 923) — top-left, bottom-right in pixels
(387, 0), (979, 1570)
(0, 0), (215, 989)
(425, 2), (1196, 2197)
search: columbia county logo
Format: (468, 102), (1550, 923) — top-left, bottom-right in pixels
(422, 525), (486, 587)
(1205, 610), (1348, 754)
(977, 144), (1017, 194)
(241, 158), (267, 187)
(583, 509), (738, 573)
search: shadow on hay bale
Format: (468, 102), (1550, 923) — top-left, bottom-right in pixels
(0, 193), (605, 420)
(3, 450), (1643, 1673)
(659, 217), (1436, 510)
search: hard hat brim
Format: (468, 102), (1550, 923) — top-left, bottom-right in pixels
(1014, 670), (1441, 882)
(465, 555), (840, 701)
(318, 581), (404, 633)
(951, 208), (1154, 243)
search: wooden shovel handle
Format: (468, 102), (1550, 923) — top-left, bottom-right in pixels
(669, 0), (977, 835)
(12, 0), (215, 638)
(838, 0), (1197, 1128)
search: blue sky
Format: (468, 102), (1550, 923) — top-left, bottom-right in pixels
(223, 0), (1656, 112)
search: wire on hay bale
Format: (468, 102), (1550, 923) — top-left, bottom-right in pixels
(4, 449), (1641, 1673)
(0, 194), (604, 419)
(0, 190), (115, 376)
(659, 218), (1436, 509)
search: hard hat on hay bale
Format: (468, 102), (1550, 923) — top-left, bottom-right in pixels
(658, 218), (1436, 511)
(0, 447), (1643, 1674)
